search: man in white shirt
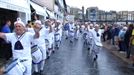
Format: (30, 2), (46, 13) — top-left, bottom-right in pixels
(54, 20), (62, 49)
(0, 18), (39, 75)
(44, 19), (55, 59)
(31, 20), (47, 75)
(86, 24), (94, 50)
(69, 22), (75, 43)
(90, 24), (103, 61)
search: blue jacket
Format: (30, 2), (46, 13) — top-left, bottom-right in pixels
(1, 25), (11, 33)
(64, 23), (69, 31)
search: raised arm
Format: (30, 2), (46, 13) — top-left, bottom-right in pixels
(33, 28), (39, 39)
(0, 32), (6, 40)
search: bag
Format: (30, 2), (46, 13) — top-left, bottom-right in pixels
(31, 45), (42, 64)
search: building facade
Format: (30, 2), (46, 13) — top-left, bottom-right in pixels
(0, 0), (31, 25)
(86, 7), (134, 24)
(86, 7), (99, 22)
(70, 7), (82, 20)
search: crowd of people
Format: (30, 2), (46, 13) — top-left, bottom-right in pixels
(102, 23), (134, 67)
(0, 17), (134, 75)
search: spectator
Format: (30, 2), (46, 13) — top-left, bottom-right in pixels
(118, 26), (127, 52)
(124, 24), (133, 58)
(115, 25), (120, 44)
(106, 25), (112, 44)
(0, 20), (12, 60)
(1, 20), (11, 33)
(130, 27), (134, 67)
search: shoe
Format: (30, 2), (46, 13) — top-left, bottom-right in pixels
(96, 55), (98, 59)
(126, 56), (130, 59)
(33, 72), (40, 75)
(93, 55), (98, 61)
(93, 57), (97, 61)
(88, 48), (90, 50)
(66, 37), (68, 39)
(47, 56), (50, 59)
(52, 50), (55, 53)
(132, 63), (134, 67)
(57, 47), (59, 50)
(70, 41), (73, 43)
(40, 70), (44, 75)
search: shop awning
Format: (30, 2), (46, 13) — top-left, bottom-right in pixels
(30, 1), (46, 16)
(0, 0), (30, 13)
(46, 9), (55, 19)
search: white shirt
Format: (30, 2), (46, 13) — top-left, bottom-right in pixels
(5, 32), (34, 59)
(48, 32), (54, 44)
(28, 27), (46, 45)
(69, 23), (74, 32)
(88, 28), (94, 38)
(44, 26), (50, 40)
(91, 29), (103, 46)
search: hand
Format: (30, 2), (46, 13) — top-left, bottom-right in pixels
(0, 67), (4, 75)
(34, 28), (39, 33)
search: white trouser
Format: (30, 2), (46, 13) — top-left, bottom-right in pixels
(69, 31), (74, 41)
(22, 59), (32, 75)
(91, 44), (102, 58)
(5, 58), (32, 75)
(74, 30), (79, 39)
(59, 29), (62, 41)
(64, 31), (68, 37)
(38, 44), (47, 60)
(55, 33), (60, 47)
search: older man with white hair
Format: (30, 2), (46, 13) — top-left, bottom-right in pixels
(118, 26), (128, 53)
(27, 20), (47, 75)
(0, 18), (39, 75)
(90, 24), (103, 61)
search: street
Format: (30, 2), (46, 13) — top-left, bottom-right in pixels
(42, 36), (134, 75)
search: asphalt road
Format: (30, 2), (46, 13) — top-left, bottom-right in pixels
(43, 36), (134, 75)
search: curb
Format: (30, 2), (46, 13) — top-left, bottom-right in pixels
(102, 42), (132, 64)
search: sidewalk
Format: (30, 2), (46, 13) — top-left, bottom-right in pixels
(102, 41), (132, 64)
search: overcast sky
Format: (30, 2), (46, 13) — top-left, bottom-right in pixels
(66, 0), (134, 11)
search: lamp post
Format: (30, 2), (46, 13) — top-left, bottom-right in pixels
(82, 6), (85, 23)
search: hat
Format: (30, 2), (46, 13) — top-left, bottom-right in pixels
(94, 24), (99, 27)
(45, 19), (51, 23)
(35, 20), (42, 25)
(57, 20), (61, 23)
(90, 24), (93, 26)
(123, 27), (127, 30)
(14, 18), (25, 27)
